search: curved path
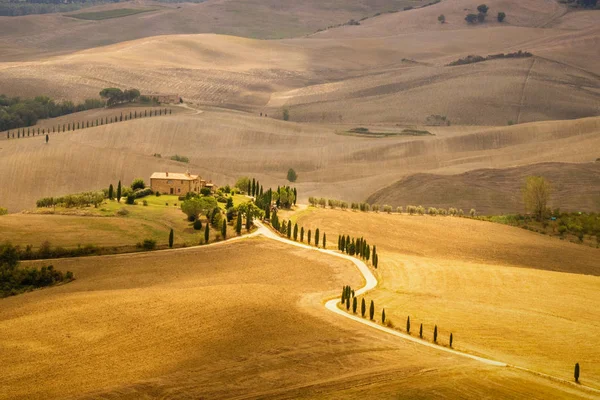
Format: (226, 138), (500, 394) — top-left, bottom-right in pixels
(253, 221), (504, 366)
(253, 221), (600, 395)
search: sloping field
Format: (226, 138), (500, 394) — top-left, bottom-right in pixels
(0, 237), (593, 399)
(367, 162), (600, 215)
(1, 111), (599, 212)
(0, 0), (429, 61)
(294, 208), (600, 388)
(1, 0), (599, 125)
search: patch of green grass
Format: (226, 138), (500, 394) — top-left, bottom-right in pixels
(341, 127), (433, 137)
(68, 8), (156, 20)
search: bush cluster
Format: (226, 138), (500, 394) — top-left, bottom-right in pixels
(447, 51), (532, 66)
(36, 191), (105, 208)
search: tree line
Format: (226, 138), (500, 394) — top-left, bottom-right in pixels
(0, 94), (105, 132)
(338, 235), (379, 268)
(0, 242), (74, 298)
(5, 108), (172, 139)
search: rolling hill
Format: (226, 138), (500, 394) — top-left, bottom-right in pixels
(1, 109), (599, 213)
(367, 162), (600, 214)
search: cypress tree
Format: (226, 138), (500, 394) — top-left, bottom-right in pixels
(449, 333), (453, 348)
(129, 112), (132, 119)
(45, 134), (49, 143)
(345, 296), (350, 310)
(287, 221), (292, 239)
(236, 214), (242, 234)
(419, 323), (423, 338)
(251, 179), (256, 196)
(575, 363), (580, 383)
(134, 111), (137, 118)
(341, 286), (346, 302)
(323, 233), (326, 248)
(108, 184), (114, 200)
(341, 235), (345, 250)
(281, 220), (287, 235)
(352, 297), (357, 313)
(382, 308), (386, 324)
(366, 245), (370, 261)
(406, 316), (411, 333)
(300, 226), (304, 242)
(293, 223), (298, 241)
(374, 254), (378, 269)
(221, 220), (227, 239)
(169, 229), (174, 248)
(116, 180), (122, 203)
(315, 228), (320, 247)
(433, 325), (438, 343)
(346, 235), (350, 252)
(120, 112), (123, 121)
(369, 300), (375, 320)
(260, 185), (263, 196)
(308, 229), (312, 245)
(361, 298), (366, 317)
(293, 187), (297, 205)
(372, 245), (377, 262)
(204, 223), (210, 243)
(338, 235), (341, 250)
(246, 212), (252, 230)
(145, 110), (147, 117)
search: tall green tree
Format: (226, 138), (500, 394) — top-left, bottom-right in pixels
(45, 134), (48, 143)
(382, 308), (386, 324)
(352, 297), (357, 313)
(221, 220), (227, 239)
(300, 226), (305, 242)
(575, 363), (580, 383)
(323, 233), (326, 248)
(449, 333), (453, 348)
(308, 229), (312, 245)
(419, 323), (423, 338)
(315, 228), (320, 247)
(169, 229), (174, 248)
(236, 214), (242, 235)
(369, 300), (375, 320)
(361, 298), (366, 317)
(287, 168), (297, 182)
(407, 316), (411, 333)
(433, 325), (438, 343)
(287, 221), (292, 239)
(251, 178), (256, 197)
(345, 296), (350, 310)
(293, 223), (298, 241)
(204, 223), (210, 243)
(116, 180), (122, 203)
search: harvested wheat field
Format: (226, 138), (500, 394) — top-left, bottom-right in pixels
(367, 161), (600, 215)
(1, 0), (599, 125)
(293, 208), (600, 389)
(1, 110), (599, 213)
(0, 236), (594, 399)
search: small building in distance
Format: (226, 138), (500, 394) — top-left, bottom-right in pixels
(150, 171), (215, 195)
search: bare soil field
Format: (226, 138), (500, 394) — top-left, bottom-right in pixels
(367, 161), (600, 215)
(1, 111), (599, 213)
(0, 0), (428, 61)
(293, 208), (600, 389)
(0, 0), (599, 125)
(0, 237), (594, 399)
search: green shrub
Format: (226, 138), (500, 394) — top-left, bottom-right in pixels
(0, 207), (7, 216)
(170, 154), (189, 163)
(131, 178), (145, 190)
(141, 239), (156, 250)
(193, 219), (203, 230)
(126, 194), (135, 205)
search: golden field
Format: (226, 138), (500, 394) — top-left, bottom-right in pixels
(1, 110), (599, 213)
(0, 237), (595, 399)
(293, 207), (600, 389)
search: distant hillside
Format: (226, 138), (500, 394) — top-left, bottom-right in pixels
(367, 162), (600, 215)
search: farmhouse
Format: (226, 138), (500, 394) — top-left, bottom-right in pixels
(150, 171), (213, 195)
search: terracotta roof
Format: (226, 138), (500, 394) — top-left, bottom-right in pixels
(151, 172), (198, 180)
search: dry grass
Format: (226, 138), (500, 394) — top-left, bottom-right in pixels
(1, 110), (599, 213)
(294, 208), (600, 388)
(367, 161), (600, 215)
(0, 1), (598, 125)
(0, 237), (593, 399)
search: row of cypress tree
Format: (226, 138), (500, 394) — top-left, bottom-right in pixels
(273, 217), (327, 248)
(5, 108), (172, 139)
(337, 234), (378, 268)
(341, 285), (454, 347)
